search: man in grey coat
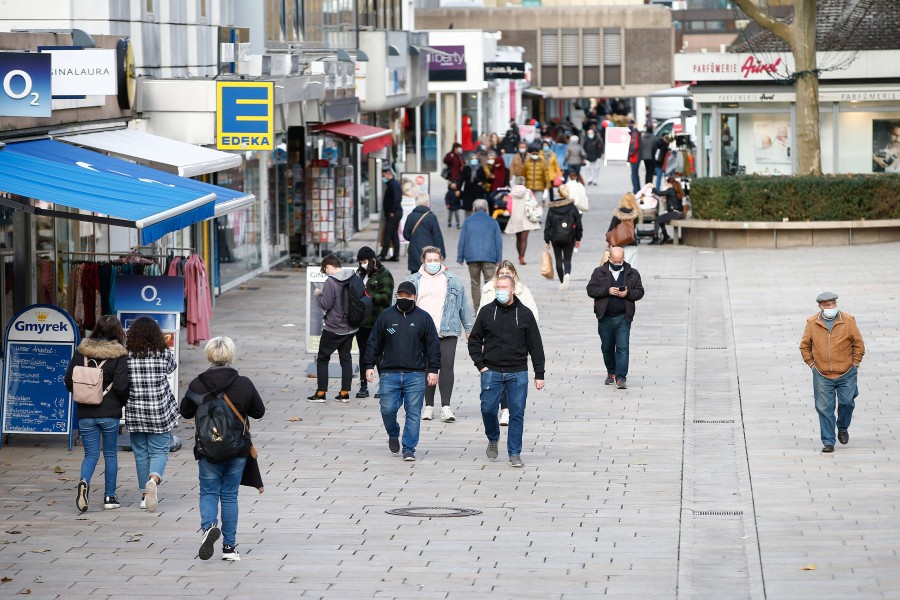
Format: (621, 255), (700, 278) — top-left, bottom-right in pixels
(309, 254), (359, 403)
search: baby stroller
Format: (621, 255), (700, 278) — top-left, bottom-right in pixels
(634, 187), (659, 243)
(489, 187), (511, 231)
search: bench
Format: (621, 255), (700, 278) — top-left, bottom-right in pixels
(672, 219), (900, 248)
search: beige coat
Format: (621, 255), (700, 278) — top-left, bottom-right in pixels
(504, 186), (541, 234)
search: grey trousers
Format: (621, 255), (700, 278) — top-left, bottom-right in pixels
(425, 336), (458, 407)
(467, 261), (497, 310)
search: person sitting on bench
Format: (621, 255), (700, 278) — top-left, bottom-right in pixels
(649, 178), (686, 245)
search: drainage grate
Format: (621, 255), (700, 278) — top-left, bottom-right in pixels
(238, 286), (260, 291)
(695, 347), (727, 350)
(386, 506), (483, 518)
(693, 419), (735, 424)
(692, 510), (744, 516)
(259, 274), (290, 279)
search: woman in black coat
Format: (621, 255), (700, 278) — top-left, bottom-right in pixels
(64, 315), (130, 513)
(543, 184), (583, 290)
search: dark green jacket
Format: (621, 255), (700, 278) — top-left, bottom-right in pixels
(358, 264), (395, 328)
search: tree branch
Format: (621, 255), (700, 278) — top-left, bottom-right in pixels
(732, 0), (792, 42)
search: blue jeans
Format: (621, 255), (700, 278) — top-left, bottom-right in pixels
(379, 371), (426, 454)
(199, 456), (247, 546)
(655, 166), (664, 189)
(130, 431), (171, 490)
(480, 370), (529, 456)
(79, 417), (120, 497)
(630, 162), (641, 193)
(813, 367), (858, 446)
(598, 315), (631, 379)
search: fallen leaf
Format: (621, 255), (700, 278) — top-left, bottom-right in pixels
(53, 466), (65, 474)
(19, 589), (31, 595)
(4, 531), (21, 535)
(286, 417), (303, 422)
(58, 477), (75, 482)
(123, 532), (143, 538)
(801, 563), (817, 571)
(0, 541), (15, 544)
(30, 549), (50, 553)
(46, 502), (54, 506)
(1, 576), (12, 582)
(126, 538), (141, 543)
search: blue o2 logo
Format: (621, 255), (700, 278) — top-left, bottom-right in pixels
(0, 52), (51, 118)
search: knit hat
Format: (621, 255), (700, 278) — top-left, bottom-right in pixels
(357, 246), (376, 261)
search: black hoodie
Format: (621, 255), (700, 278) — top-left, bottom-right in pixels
(469, 297), (545, 379)
(179, 366), (265, 460)
(364, 305), (441, 374)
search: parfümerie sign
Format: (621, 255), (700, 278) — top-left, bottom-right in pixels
(38, 48), (117, 97)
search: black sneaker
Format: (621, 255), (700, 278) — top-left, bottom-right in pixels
(306, 391), (326, 403)
(76, 480), (89, 513)
(402, 451), (416, 462)
(222, 544), (241, 561)
(822, 445), (835, 453)
(103, 495), (120, 510)
(838, 429), (849, 445)
(199, 526), (221, 560)
(615, 378), (627, 390)
(334, 391), (350, 403)
(388, 437), (400, 454)
(374, 393), (380, 399)
(604, 375), (615, 385)
(356, 387), (369, 398)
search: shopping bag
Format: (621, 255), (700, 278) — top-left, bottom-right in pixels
(541, 249), (554, 279)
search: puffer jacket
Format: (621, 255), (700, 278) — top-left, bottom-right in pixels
(799, 311), (865, 379)
(523, 156), (549, 192)
(406, 268), (474, 337)
(64, 338), (130, 420)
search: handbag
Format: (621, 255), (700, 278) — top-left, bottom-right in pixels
(524, 191), (543, 223)
(606, 219), (636, 247)
(440, 165), (451, 180)
(552, 175), (563, 188)
(541, 249), (554, 279)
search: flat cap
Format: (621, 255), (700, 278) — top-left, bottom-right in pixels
(815, 291), (838, 303)
(397, 281), (418, 296)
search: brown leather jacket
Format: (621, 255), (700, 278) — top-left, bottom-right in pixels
(799, 311), (865, 379)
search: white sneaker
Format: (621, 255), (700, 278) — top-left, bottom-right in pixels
(222, 544), (241, 561)
(144, 479), (158, 513)
(422, 405), (434, 420)
(499, 408), (510, 426)
(440, 406), (456, 422)
(560, 274), (570, 291)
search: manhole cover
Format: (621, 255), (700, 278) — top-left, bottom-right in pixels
(386, 507), (483, 518)
(692, 510), (744, 516)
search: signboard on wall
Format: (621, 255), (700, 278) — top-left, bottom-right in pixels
(484, 62), (526, 80)
(0, 52), (52, 117)
(39, 48), (117, 97)
(216, 81), (275, 151)
(428, 45), (466, 82)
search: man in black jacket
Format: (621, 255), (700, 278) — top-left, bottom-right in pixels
(378, 166), (403, 262)
(468, 275), (545, 468)
(585, 246), (645, 390)
(365, 281), (441, 461)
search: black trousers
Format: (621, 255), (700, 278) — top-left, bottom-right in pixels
(642, 159), (655, 184)
(355, 326), (372, 387)
(654, 211), (685, 238)
(316, 330), (353, 392)
(552, 241), (575, 282)
(379, 214), (401, 258)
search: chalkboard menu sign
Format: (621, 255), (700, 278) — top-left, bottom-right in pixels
(1, 305), (79, 450)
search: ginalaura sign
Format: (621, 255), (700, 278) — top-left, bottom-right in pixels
(674, 53), (795, 82)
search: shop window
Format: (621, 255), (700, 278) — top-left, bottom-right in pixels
(603, 29), (621, 86)
(541, 29), (558, 87)
(582, 29), (600, 87)
(562, 29), (579, 87)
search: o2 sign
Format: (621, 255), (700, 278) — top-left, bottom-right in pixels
(0, 52), (51, 118)
(114, 276), (185, 314)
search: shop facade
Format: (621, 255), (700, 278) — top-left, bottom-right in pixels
(674, 51), (900, 177)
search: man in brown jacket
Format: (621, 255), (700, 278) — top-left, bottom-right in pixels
(799, 291), (865, 453)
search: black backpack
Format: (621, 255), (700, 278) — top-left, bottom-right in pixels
(186, 387), (247, 463)
(346, 273), (373, 328)
(551, 208), (577, 243)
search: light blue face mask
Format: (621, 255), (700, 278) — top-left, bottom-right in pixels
(425, 262), (442, 274)
(822, 308), (838, 319)
(382, 177), (388, 183)
(495, 290), (510, 303)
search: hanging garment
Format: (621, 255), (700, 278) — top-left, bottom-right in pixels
(183, 254), (213, 346)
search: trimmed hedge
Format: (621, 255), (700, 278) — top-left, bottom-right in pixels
(691, 174), (900, 221)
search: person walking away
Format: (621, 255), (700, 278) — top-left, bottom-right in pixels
(403, 195), (445, 274)
(648, 178), (686, 245)
(564, 135), (587, 179)
(469, 275), (545, 468)
(460, 156), (484, 219)
(457, 199), (503, 309)
(125, 316), (178, 512)
(544, 185), (583, 291)
(505, 182), (542, 266)
(180, 336), (265, 561)
(65, 315), (130, 512)
(583, 127), (604, 185)
(378, 167), (403, 262)
(406, 247), (474, 422)
(445, 181), (462, 229)
(510, 142), (528, 180)
(585, 246), (644, 390)
(565, 170), (589, 214)
(354, 247), (394, 398)
(478, 261), (541, 427)
(365, 282), (441, 461)
(552, 134), (569, 177)
(640, 126), (658, 185)
(501, 128), (520, 168)
(309, 254), (358, 403)
(653, 134), (672, 189)
(443, 142), (464, 185)
(627, 119), (641, 193)
(799, 292), (865, 453)
(608, 192), (642, 267)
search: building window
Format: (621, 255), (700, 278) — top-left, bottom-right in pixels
(561, 29), (579, 87)
(540, 29), (558, 87)
(603, 28), (622, 87)
(583, 29), (600, 86)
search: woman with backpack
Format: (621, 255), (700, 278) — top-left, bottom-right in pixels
(355, 246), (395, 398)
(64, 315), (130, 513)
(125, 316), (178, 513)
(544, 184), (583, 291)
(180, 336), (265, 561)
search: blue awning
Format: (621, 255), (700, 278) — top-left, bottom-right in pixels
(0, 140), (251, 243)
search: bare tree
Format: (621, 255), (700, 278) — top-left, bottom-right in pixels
(732, 0), (820, 175)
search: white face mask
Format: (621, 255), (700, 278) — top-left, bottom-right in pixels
(359, 261), (369, 270)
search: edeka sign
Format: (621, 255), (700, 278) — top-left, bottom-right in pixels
(0, 52), (51, 117)
(428, 46), (466, 82)
(38, 48), (117, 97)
(216, 81), (275, 151)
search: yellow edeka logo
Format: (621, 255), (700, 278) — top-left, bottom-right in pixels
(216, 81), (275, 151)
(36, 312), (49, 322)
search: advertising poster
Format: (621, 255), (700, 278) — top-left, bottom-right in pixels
(752, 119), (791, 164)
(872, 119), (900, 173)
(604, 127), (631, 162)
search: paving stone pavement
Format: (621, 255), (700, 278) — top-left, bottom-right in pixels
(1, 164), (899, 599)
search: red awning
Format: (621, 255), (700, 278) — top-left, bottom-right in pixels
(312, 121), (393, 155)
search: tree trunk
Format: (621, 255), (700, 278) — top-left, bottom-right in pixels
(790, 0), (822, 175)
